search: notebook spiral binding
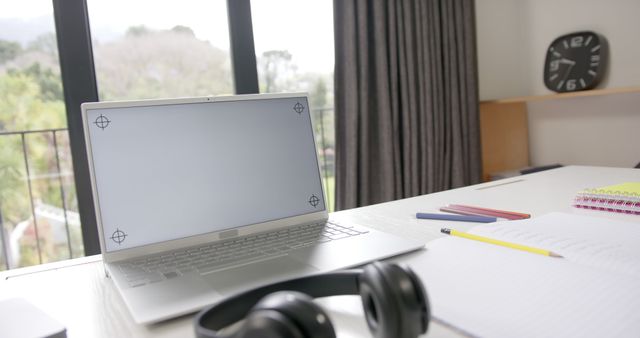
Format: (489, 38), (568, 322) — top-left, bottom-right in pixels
(574, 188), (640, 215)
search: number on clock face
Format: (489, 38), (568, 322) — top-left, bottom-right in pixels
(543, 31), (606, 93)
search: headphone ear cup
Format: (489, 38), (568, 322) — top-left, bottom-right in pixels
(247, 291), (336, 338)
(239, 309), (305, 338)
(403, 266), (430, 333)
(359, 262), (430, 338)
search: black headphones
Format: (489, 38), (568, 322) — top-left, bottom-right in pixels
(194, 261), (430, 338)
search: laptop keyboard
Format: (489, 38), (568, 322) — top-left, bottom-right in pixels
(116, 222), (369, 288)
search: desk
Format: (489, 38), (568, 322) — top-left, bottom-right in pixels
(2, 166), (639, 337)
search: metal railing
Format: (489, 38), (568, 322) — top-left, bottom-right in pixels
(313, 107), (336, 211)
(0, 109), (335, 270)
(0, 128), (76, 270)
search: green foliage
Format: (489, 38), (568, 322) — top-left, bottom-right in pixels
(0, 39), (22, 64)
(0, 25), (337, 269)
(0, 72), (68, 229)
(0, 34), (73, 269)
(171, 25), (196, 37)
(27, 33), (59, 60)
(95, 27), (232, 100)
(0, 72), (66, 131)
(0, 135), (29, 225)
(8, 63), (64, 102)
(126, 25), (151, 37)
(260, 50), (294, 93)
(311, 78), (328, 108)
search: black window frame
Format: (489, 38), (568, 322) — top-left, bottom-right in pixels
(52, 0), (260, 255)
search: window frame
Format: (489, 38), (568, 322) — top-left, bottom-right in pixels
(52, 0), (260, 254)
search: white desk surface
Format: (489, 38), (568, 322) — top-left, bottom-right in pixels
(1, 166), (638, 337)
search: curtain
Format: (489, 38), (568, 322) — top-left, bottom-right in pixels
(333, 0), (481, 210)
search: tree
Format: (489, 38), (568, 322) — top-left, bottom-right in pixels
(0, 40), (21, 64)
(171, 25), (195, 37)
(259, 50), (295, 93)
(0, 71), (72, 268)
(9, 63), (64, 101)
(126, 25), (151, 37)
(95, 26), (232, 100)
(310, 78), (328, 109)
(27, 33), (58, 61)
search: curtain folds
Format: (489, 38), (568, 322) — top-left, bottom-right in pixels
(334, 0), (481, 210)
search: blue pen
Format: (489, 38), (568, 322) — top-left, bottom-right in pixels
(416, 212), (496, 223)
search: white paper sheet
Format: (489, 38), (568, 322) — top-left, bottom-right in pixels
(400, 213), (640, 338)
(470, 212), (640, 278)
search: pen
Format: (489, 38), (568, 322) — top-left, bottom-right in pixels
(440, 228), (563, 258)
(416, 212), (496, 223)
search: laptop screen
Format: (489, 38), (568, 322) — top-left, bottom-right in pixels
(85, 96), (326, 253)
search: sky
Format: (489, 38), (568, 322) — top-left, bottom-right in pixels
(0, 0), (335, 73)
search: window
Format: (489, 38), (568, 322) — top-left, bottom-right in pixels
(0, 0), (337, 270)
(251, 0), (335, 209)
(87, 0), (233, 100)
(0, 1), (81, 270)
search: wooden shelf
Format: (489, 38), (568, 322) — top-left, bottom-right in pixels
(478, 86), (640, 181)
(481, 86), (640, 104)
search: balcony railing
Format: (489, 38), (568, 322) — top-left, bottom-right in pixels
(313, 107), (336, 211)
(0, 107), (335, 271)
(0, 128), (82, 271)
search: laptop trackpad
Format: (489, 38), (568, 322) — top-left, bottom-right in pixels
(203, 256), (319, 294)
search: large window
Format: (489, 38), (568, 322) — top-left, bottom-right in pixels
(87, 0), (233, 100)
(251, 0), (335, 209)
(0, 0), (336, 270)
(0, 1), (82, 270)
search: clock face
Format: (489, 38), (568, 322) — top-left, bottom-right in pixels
(543, 31), (607, 93)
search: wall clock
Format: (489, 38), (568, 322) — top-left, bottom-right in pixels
(543, 31), (608, 93)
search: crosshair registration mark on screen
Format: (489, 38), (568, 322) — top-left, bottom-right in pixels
(94, 114), (111, 130)
(111, 228), (127, 245)
(308, 194), (320, 207)
(293, 102), (305, 114)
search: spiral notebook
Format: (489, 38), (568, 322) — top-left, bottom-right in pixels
(574, 182), (640, 215)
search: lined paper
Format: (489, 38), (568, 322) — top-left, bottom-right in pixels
(399, 213), (640, 338)
(470, 212), (640, 277)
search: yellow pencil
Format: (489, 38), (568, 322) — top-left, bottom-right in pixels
(441, 228), (563, 258)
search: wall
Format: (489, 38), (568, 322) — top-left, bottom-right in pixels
(527, 92), (640, 168)
(476, 0), (640, 169)
(477, 0), (640, 100)
(476, 1), (530, 100)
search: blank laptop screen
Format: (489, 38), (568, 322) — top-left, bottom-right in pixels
(85, 96), (325, 252)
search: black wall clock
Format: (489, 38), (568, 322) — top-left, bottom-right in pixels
(544, 31), (608, 93)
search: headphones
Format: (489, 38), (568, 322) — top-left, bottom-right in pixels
(194, 261), (430, 338)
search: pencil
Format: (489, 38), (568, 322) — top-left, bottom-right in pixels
(440, 228), (563, 258)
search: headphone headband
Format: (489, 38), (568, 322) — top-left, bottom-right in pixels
(196, 270), (362, 338)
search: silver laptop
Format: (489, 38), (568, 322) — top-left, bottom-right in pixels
(81, 93), (423, 324)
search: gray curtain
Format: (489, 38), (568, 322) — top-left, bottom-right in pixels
(334, 0), (482, 210)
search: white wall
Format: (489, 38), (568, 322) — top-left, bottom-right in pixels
(476, 0), (640, 168)
(476, 1), (530, 100)
(477, 0), (640, 100)
(527, 92), (640, 168)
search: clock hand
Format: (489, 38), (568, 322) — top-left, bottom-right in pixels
(559, 58), (576, 65)
(561, 63), (575, 82)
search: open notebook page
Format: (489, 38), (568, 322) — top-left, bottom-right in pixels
(469, 212), (640, 278)
(399, 213), (640, 337)
(400, 234), (640, 338)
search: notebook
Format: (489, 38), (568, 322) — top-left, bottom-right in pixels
(81, 93), (423, 324)
(400, 212), (640, 337)
(574, 182), (640, 215)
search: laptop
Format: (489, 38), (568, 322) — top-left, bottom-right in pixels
(81, 93), (423, 324)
